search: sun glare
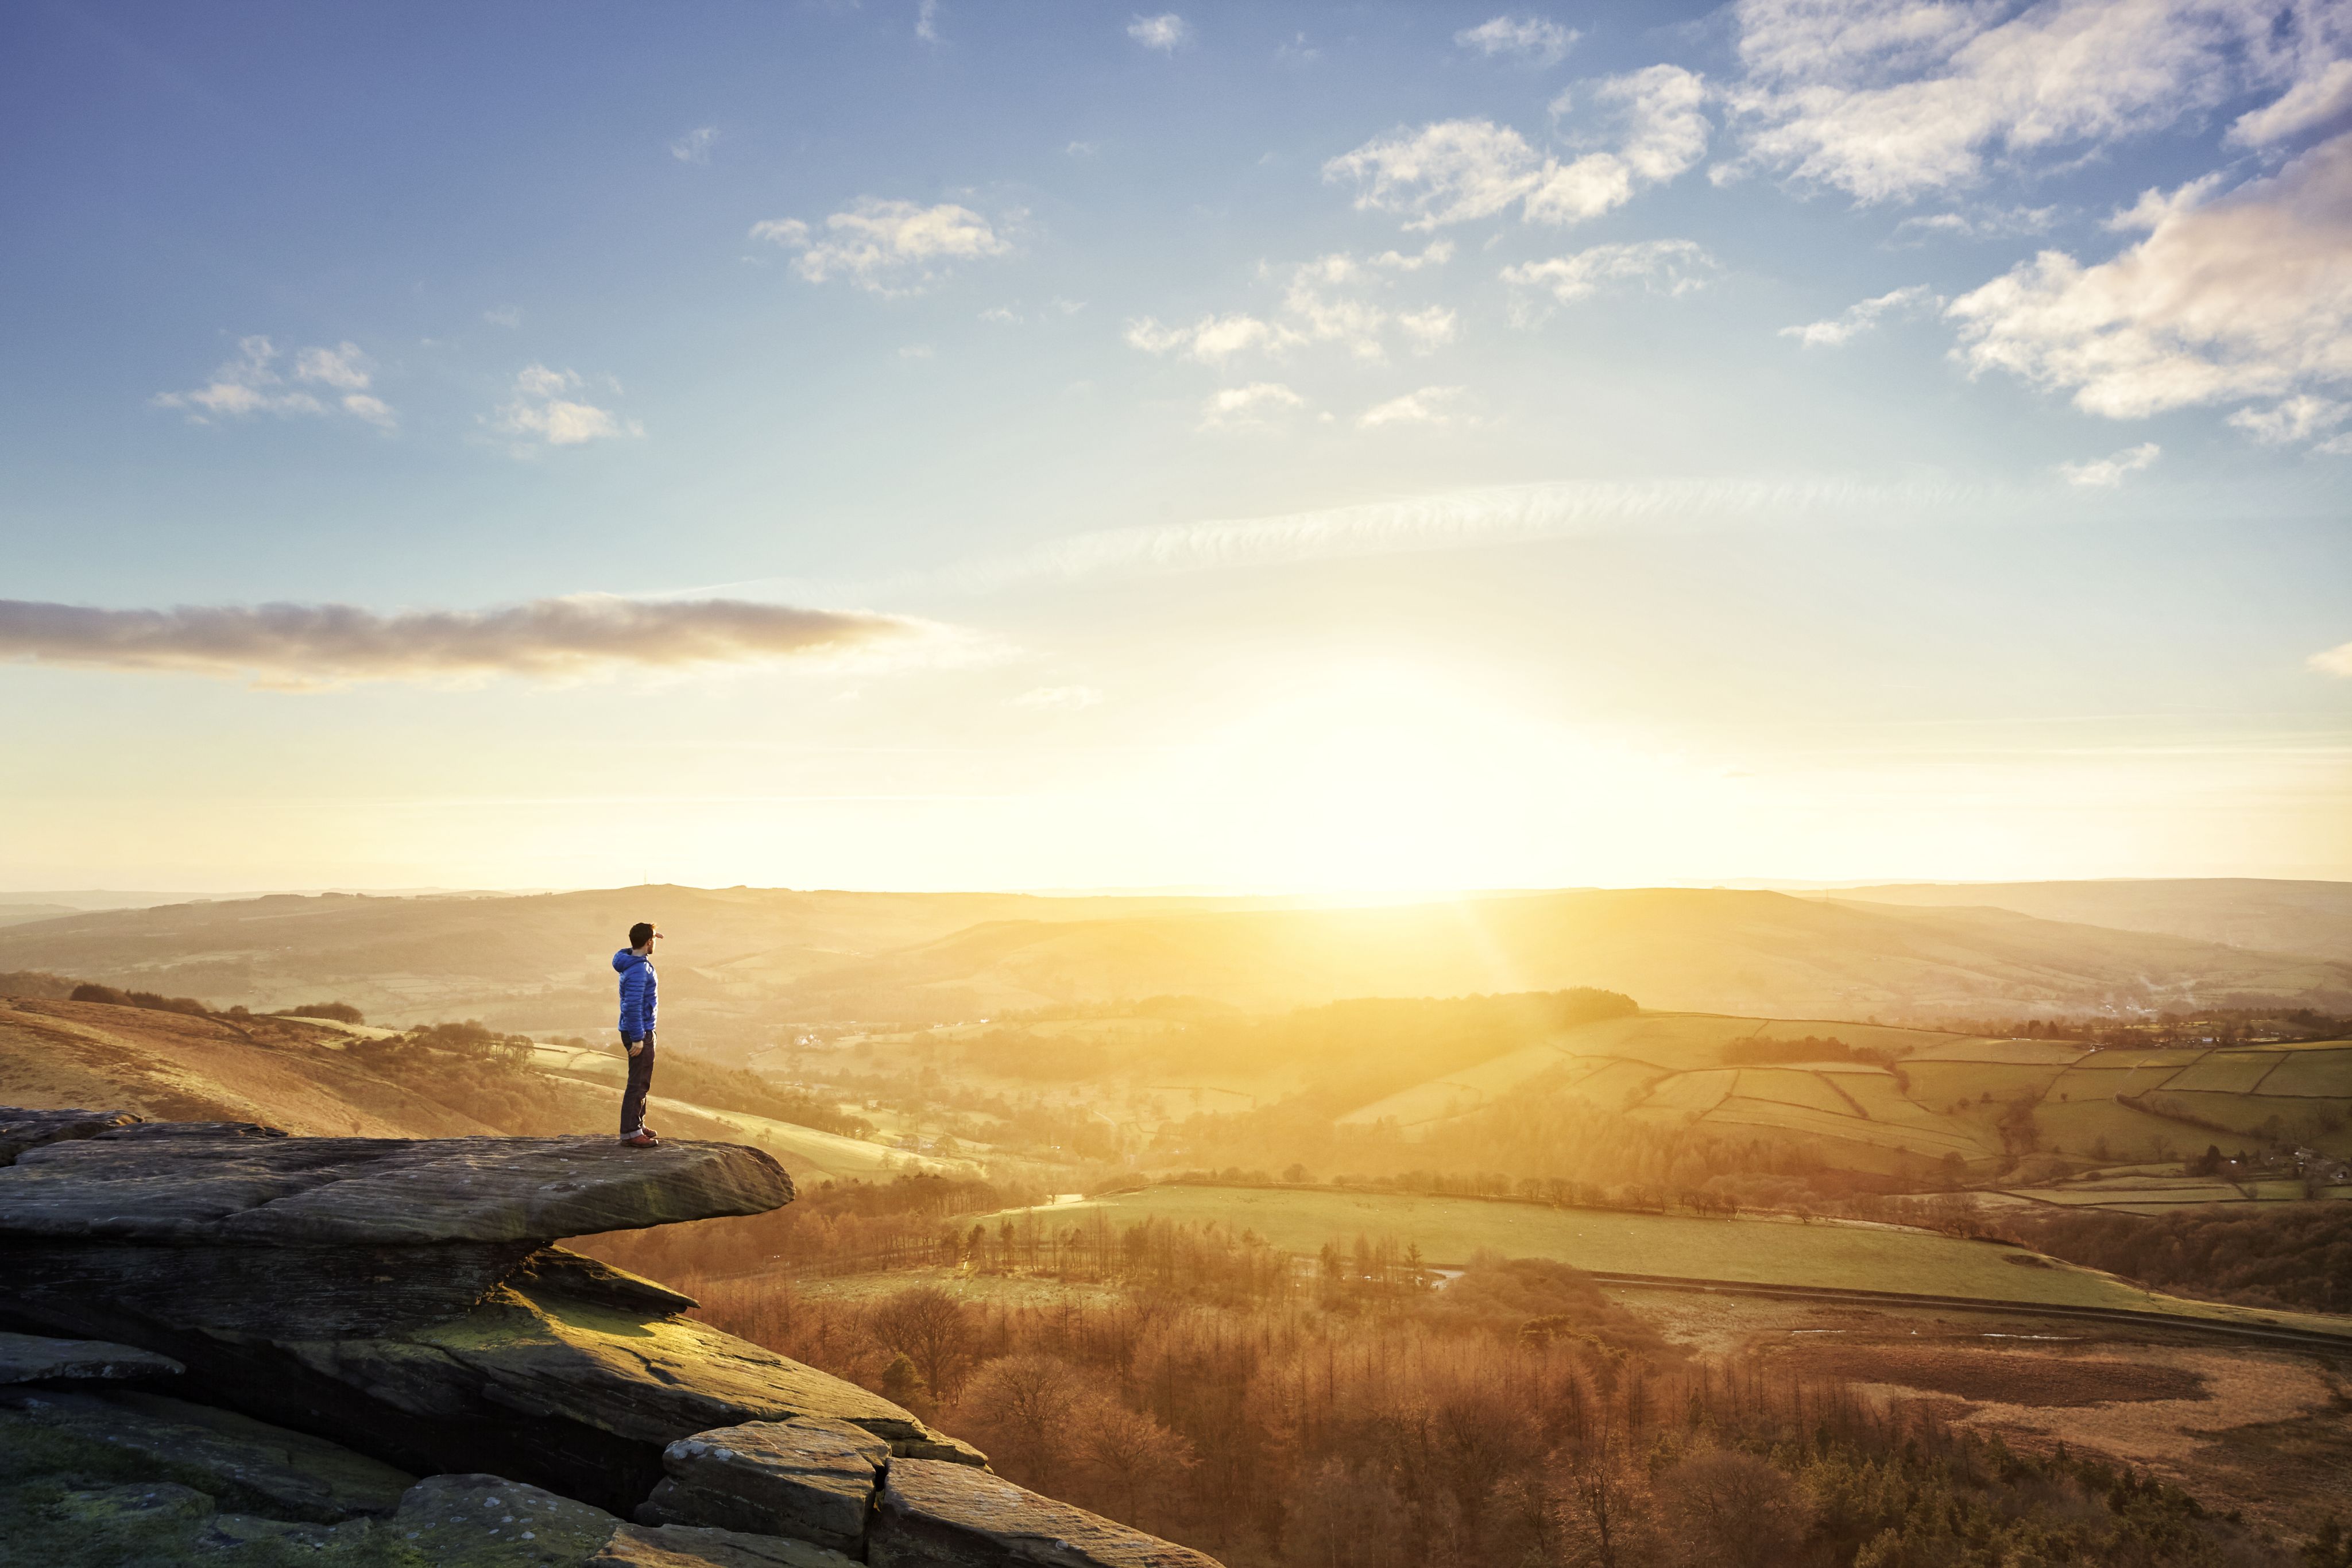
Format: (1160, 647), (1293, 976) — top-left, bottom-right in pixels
(1146, 663), (1729, 894)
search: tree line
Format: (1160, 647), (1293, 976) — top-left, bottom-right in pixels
(666, 1250), (2314, 1568)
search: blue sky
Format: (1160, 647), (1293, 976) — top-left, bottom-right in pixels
(3, 0), (2349, 891)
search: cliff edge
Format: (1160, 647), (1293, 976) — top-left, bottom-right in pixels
(0, 1106), (1218, 1566)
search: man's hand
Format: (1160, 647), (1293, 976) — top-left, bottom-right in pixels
(628, 1042), (645, 1058)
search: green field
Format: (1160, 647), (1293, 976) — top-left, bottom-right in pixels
(1026, 1184), (2352, 1335)
(1334, 1012), (2352, 1171)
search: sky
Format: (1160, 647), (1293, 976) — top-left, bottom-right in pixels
(2, 0), (2349, 894)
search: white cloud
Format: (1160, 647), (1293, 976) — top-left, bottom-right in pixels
(1127, 312), (1286, 363)
(1372, 240), (1455, 271)
(494, 365), (641, 449)
(1325, 119), (1546, 229)
(969, 475), (1985, 587)
(2310, 640), (2352, 677)
(1725, 0), (2352, 203)
(1397, 305), (1459, 352)
(751, 198), (1011, 295)
(1199, 382), (1305, 432)
(1011, 684), (1103, 710)
(293, 343), (373, 390)
(670, 126), (718, 164)
(2227, 394), (2351, 444)
(1282, 253), (1391, 360)
(0, 594), (919, 687)
(2059, 441), (2162, 486)
(1781, 284), (1941, 346)
(483, 306), (523, 328)
(2231, 56), (2352, 146)
(1128, 13), (1190, 51)
(154, 336), (393, 428)
(1128, 253), (1455, 366)
(1890, 205), (2060, 245)
(1326, 68), (1708, 231)
(1502, 239), (1718, 306)
(1359, 386), (1470, 427)
(1454, 15), (1579, 66)
(898, 343), (935, 359)
(916, 0), (942, 43)
(341, 394), (397, 429)
(1946, 131), (2352, 420)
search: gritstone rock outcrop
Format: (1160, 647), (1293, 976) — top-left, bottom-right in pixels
(0, 1108), (1221, 1567)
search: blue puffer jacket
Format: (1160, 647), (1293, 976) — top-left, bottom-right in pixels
(614, 948), (658, 1037)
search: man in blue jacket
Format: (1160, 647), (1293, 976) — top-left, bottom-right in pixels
(613, 922), (661, 1147)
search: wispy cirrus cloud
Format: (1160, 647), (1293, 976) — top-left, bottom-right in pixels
(670, 126), (718, 164)
(2311, 640), (2352, 677)
(2059, 442), (2162, 487)
(752, 198), (1011, 295)
(1781, 284), (1941, 347)
(1454, 15), (1579, 67)
(1503, 239), (1717, 311)
(0, 594), (924, 688)
(965, 475), (1989, 587)
(155, 336), (394, 429)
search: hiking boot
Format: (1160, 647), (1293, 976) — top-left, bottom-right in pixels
(621, 1130), (660, 1148)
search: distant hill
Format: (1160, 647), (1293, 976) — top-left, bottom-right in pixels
(1831, 879), (2352, 963)
(802, 889), (2352, 1021)
(0, 884), (1279, 1041)
(2, 884), (2348, 1039)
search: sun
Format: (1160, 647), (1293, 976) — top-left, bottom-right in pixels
(1140, 660), (1731, 895)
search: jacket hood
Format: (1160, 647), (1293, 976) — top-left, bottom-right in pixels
(613, 948), (651, 974)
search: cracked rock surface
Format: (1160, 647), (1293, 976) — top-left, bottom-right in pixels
(639, 1416), (892, 1551)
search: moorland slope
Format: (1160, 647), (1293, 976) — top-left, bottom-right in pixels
(0, 996), (938, 1182)
(4, 884), (2346, 1037)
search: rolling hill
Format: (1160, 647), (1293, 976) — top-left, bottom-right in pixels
(1831, 878), (2352, 962)
(1329, 1009), (2352, 1175)
(2, 884), (2347, 1039)
(806, 889), (2352, 1021)
(0, 994), (950, 1183)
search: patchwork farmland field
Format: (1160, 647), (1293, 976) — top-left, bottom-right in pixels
(1335, 1012), (2352, 1172)
(1020, 1184), (2352, 1336)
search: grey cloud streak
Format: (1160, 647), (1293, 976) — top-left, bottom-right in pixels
(0, 593), (919, 687)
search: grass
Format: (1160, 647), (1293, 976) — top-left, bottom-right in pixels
(2260, 1047), (2352, 1097)
(1339, 1012), (2352, 1172)
(1018, 1183), (2352, 1335)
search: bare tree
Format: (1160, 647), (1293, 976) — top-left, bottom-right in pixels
(1076, 1397), (1193, 1524)
(958, 1353), (1087, 1489)
(1659, 1450), (1811, 1568)
(868, 1286), (978, 1404)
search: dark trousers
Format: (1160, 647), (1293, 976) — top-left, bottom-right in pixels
(620, 1032), (656, 1136)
